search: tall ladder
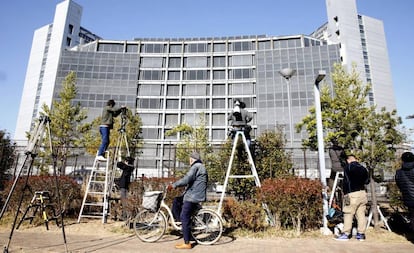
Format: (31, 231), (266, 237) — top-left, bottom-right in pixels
(77, 151), (112, 223)
(77, 115), (130, 224)
(217, 131), (274, 225)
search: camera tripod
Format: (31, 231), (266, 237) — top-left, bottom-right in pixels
(0, 116), (68, 253)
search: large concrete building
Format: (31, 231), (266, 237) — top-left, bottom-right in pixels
(14, 0), (396, 176)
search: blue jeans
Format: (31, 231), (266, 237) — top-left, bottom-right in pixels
(180, 201), (199, 243)
(98, 126), (110, 156)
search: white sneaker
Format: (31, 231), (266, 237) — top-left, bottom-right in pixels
(96, 155), (106, 161)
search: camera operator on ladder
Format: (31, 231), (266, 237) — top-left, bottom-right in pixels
(228, 99), (253, 147)
(96, 99), (126, 161)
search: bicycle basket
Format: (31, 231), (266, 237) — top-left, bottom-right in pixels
(142, 191), (163, 212)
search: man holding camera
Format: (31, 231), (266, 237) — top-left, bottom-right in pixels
(96, 99), (125, 161)
(228, 99), (253, 146)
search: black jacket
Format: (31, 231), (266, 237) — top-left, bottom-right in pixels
(342, 161), (369, 195)
(117, 161), (134, 189)
(395, 161), (414, 208)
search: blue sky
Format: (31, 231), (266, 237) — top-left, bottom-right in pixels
(0, 0), (413, 141)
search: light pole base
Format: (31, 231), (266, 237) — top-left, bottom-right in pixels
(320, 226), (332, 235)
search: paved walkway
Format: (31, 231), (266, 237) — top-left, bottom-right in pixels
(0, 222), (413, 253)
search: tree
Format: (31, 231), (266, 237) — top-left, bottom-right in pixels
(165, 114), (214, 178)
(0, 130), (16, 189)
(41, 71), (90, 175)
(297, 63), (403, 229)
(254, 126), (293, 179)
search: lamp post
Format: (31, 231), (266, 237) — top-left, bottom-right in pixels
(278, 68), (296, 149)
(314, 70), (330, 235)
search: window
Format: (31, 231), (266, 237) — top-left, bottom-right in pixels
(169, 57), (181, 68)
(140, 113), (161, 125)
(184, 70), (209, 80)
(182, 98), (208, 109)
(212, 84), (225, 96)
(184, 56), (208, 68)
(68, 24), (74, 34)
(212, 98), (225, 108)
(229, 83), (254, 95)
(183, 84), (208, 96)
(213, 43), (226, 52)
(66, 37), (71, 47)
(141, 57), (164, 68)
(185, 43), (207, 53)
(229, 69), (252, 79)
(230, 41), (252, 51)
(166, 99), (179, 109)
(138, 98), (162, 109)
(165, 114), (178, 126)
(213, 56), (226, 67)
(141, 43), (166, 53)
(258, 40), (271, 50)
(140, 70), (164, 80)
(168, 71), (180, 80)
(212, 114), (225, 126)
(138, 84), (163, 96)
(169, 44), (182, 53)
(167, 85), (180, 96)
(229, 55), (252, 66)
(213, 70), (225, 80)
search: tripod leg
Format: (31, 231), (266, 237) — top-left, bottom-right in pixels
(3, 163), (34, 252)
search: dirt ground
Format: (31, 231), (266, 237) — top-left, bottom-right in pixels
(0, 218), (413, 253)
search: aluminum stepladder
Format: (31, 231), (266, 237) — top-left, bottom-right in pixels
(78, 112), (130, 224)
(77, 151), (111, 223)
(217, 130), (274, 226)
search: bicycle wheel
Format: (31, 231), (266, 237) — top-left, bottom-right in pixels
(133, 209), (167, 242)
(191, 208), (223, 245)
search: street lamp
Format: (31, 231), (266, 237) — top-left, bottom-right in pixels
(279, 68), (296, 148)
(314, 70), (330, 235)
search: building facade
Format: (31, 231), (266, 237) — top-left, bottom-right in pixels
(14, 0), (396, 177)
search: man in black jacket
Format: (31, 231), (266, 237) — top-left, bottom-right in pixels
(395, 151), (414, 232)
(116, 156), (134, 220)
(335, 154), (369, 241)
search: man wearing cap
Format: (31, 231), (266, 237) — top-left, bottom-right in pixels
(395, 151), (414, 231)
(168, 151), (208, 249)
(116, 156), (135, 221)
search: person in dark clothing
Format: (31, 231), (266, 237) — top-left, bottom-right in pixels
(328, 143), (347, 189)
(335, 154), (370, 241)
(395, 151), (414, 232)
(167, 151), (208, 250)
(116, 156), (134, 220)
(97, 99), (125, 161)
(228, 99), (253, 146)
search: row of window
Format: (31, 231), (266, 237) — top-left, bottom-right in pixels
(138, 83), (255, 96)
(137, 97), (255, 110)
(94, 37), (323, 53)
(140, 55), (254, 68)
(138, 69), (254, 80)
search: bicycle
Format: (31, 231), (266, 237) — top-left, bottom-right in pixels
(133, 188), (223, 245)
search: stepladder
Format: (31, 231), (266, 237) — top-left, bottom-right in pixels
(17, 191), (59, 230)
(78, 151), (114, 223)
(217, 130), (274, 225)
